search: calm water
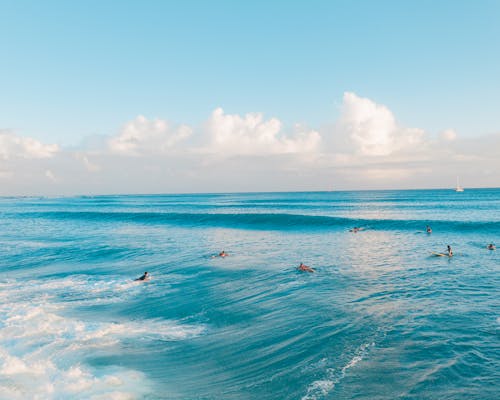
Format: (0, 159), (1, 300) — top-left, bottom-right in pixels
(0, 189), (499, 399)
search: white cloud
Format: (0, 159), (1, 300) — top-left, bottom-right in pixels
(440, 128), (457, 141)
(108, 115), (192, 155)
(0, 130), (59, 160)
(82, 156), (100, 172)
(74, 153), (101, 172)
(45, 169), (57, 182)
(205, 107), (320, 155)
(339, 92), (424, 156)
(1, 94), (499, 195)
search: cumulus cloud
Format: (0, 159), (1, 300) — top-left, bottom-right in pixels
(0, 130), (59, 160)
(108, 115), (192, 155)
(440, 128), (457, 141)
(205, 108), (320, 155)
(1, 94), (499, 195)
(338, 92), (424, 156)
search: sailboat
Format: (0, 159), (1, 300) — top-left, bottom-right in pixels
(455, 176), (464, 192)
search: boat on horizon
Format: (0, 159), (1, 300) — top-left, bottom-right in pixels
(455, 177), (464, 192)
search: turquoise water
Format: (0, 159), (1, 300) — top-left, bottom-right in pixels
(0, 189), (499, 399)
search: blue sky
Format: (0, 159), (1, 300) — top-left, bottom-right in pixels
(0, 0), (499, 194)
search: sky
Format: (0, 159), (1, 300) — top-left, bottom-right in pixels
(0, 0), (499, 195)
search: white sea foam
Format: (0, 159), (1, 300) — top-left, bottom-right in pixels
(0, 360), (149, 400)
(0, 276), (204, 400)
(0, 275), (170, 308)
(301, 341), (374, 400)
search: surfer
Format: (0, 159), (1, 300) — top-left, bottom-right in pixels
(298, 263), (315, 273)
(426, 225), (432, 234)
(447, 245), (453, 257)
(135, 271), (150, 281)
(487, 243), (496, 250)
(211, 250), (229, 258)
(350, 227), (361, 233)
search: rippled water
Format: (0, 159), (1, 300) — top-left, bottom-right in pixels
(0, 189), (499, 399)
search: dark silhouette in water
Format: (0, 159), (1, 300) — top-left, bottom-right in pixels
(135, 271), (150, 281)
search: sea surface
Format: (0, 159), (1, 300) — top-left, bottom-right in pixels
(0, 189), (499, 399)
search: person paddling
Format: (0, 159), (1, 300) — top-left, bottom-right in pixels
(135, 271), (150, 281)
(298, 263), (315, 273)
(446, 245), (453, 257)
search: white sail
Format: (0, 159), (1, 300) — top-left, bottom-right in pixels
(455, 176), (464, 192)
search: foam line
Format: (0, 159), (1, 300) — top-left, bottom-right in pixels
(302, 342), (374, 400)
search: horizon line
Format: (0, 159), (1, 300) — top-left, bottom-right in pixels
(1, 186), (499, 199)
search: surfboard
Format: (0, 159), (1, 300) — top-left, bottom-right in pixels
(431, 252), (447, 257)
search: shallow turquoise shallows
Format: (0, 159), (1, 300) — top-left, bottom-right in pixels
(0, 189), (499, 399)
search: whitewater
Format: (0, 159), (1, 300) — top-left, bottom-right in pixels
(0, 189), (498, 399)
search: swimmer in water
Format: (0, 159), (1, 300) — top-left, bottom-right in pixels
(446, 245), (453, 257)
(219, 250), (228, 257)
(135, 271), (150, 281)
(298, 263), (315, 273)
(426, 225), (432, 234)
(350, 227), (360, 233)
(487, 243), (496, 250)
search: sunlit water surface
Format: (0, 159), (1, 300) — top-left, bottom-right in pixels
(0, 189), (499, 399)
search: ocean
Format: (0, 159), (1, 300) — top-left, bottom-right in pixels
(0, 189), (498, 399)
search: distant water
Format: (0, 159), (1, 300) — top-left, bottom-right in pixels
(0, 189), (499, 399)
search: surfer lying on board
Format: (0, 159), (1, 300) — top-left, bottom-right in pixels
(135, 271), (150, 281)
(487, 243), (496, 250)
(447, 245), (453, 257)
(349, 227), (363, 233)
(298, 263), (315, 273)
(211, 250), (229, 258)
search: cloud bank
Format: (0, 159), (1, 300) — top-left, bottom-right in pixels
(206, 108), (320, 156)
(0, 130), (59, 160)
(108, 115), (192, 155)
(1, 93), (498, 195)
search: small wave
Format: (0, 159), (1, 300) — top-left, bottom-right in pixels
(13, 210), (500, 233)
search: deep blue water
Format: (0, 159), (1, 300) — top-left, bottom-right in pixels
(0, 189), (499, 399)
